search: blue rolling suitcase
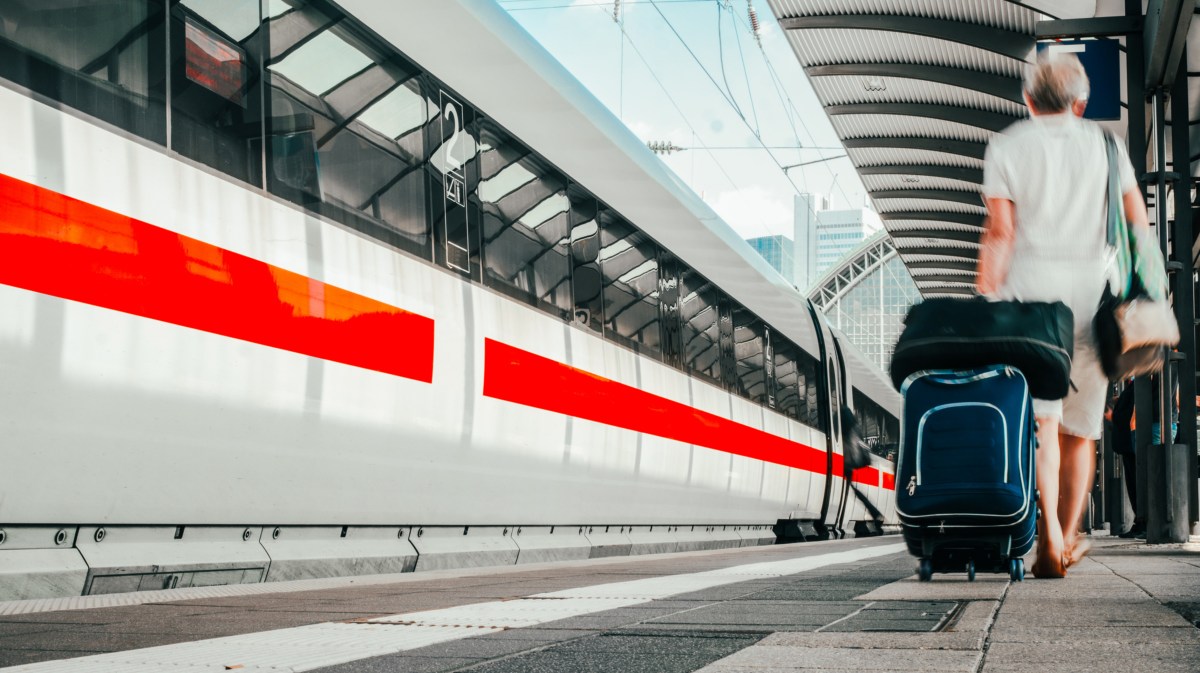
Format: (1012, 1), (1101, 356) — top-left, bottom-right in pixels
(896, 365), (1037, 582)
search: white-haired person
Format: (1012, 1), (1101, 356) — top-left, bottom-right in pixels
(976, 53), (1149, 578)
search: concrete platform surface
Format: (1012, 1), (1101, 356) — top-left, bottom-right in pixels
(0, 535), (1195, 672)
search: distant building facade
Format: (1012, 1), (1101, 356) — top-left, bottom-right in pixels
(746, 193), (885, 293)
(746, 235), (796, 285)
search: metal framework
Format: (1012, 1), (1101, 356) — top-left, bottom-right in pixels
(807, 234), (896, 311)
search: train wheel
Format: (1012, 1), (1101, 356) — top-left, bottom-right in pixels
(918, 558), (933, 581)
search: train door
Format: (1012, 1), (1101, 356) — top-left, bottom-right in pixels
(824, 338), (851, 538)
(829, 337), (857, 536)
(806, 302), (843, 539)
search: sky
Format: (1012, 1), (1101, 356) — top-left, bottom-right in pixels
(496, 0), (868, 242)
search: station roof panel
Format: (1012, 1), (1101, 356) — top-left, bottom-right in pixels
(767, 0), (1045, 296)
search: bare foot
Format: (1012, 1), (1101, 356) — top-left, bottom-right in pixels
(1065, 537), (1093, 568)
(1032, 511), (1067, 578)
(1030, 546), (1067, 578)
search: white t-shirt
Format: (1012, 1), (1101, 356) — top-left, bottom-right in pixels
(981, 113), (1138, 437)
(982, 112), (1137, 261)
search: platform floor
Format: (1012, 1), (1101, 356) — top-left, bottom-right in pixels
(0, 535), (1197, 672)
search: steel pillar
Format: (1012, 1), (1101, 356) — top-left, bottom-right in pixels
(1168, 55), (1199, 537)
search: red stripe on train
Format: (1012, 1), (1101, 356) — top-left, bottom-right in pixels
(0, 173), (435, 382)
(484, 338), (893, 490)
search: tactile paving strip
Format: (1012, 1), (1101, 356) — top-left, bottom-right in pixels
(2, 544), (905, 672)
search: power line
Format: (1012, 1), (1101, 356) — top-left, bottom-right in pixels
(729, 2), (761, 137)
(605, 6), (749, 199)
(645, 0), (812, 202)
(727, 5), (858, 207)
(500, 0), (707, 10)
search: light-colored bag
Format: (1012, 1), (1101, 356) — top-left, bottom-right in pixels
(1097, 134), (1180, 380)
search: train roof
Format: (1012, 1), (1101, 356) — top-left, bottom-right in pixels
(341, 0), (900, 410)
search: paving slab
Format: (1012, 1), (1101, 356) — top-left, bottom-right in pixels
(317, 655), (483, 673)
(700, 644), (982, 671)
(981, 641), (1200, 673)
(0, 650), (108, 668)
(854, 576), (1009, 601)
(761, 627), (985, 651)
(987, 624), (1200, 643)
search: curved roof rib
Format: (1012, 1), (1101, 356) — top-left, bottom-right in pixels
(806, 63), (1022, 104)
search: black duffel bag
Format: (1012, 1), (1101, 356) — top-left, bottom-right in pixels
(890, 298), (1074, 399)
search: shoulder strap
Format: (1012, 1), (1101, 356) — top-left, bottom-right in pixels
(1103, 131), (1120, 248)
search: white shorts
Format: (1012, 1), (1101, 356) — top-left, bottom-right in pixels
(994, 258), (1109, 440)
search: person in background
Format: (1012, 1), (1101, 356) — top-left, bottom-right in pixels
(1108, 383), (1143, 538)
(976, 53), (1150, 578)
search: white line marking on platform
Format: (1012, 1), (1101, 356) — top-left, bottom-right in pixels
(1, 543), (904, 673)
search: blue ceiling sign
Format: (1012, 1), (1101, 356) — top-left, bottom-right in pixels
(1036, 39), (1121, 121)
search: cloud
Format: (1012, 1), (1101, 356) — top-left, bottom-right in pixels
(707, 186), (794, 240)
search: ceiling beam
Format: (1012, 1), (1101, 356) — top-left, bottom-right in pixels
(1035, 15), (1143, 39)
(888, 228), (982, 244)
(858, 164), (983, 183)
(827, 103), (1018, 133)
(843, 136), (987, 160)
(902, 259), (979, 272)
(1145, 0), (1194, 89)
(908, 272), (978, 282)
(923, 289), (978, 297)
(806, 63), (1022, 104)
(871, 189), (983, 206)
(881, 211), (985, 227)
(778, 14), (1033, 61)
(893, 246), (980, 260)
(915, 279), (977, 287)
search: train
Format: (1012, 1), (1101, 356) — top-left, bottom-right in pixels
(0, 0), (899, 600)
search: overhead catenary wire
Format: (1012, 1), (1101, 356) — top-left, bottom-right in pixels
(504, 0), (860, 221)
(715, 4), (748, 126)
(648, 0), (866, 210)
(644, 0), (817, 204)
(725, 4), (858, 207)
(727, 1), (761, 136)
(602, 4), (760, 227)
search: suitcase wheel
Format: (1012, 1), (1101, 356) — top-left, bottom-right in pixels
(918, 558), (933, 582)
(1008, 558), (1025, 582)
(966, 559), (976, 582)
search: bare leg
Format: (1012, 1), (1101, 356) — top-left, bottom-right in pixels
(1058, 431), (1096, 565)
(1032, 415), (1066, 578)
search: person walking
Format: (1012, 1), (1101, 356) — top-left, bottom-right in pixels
(976, 53), (1150, 578)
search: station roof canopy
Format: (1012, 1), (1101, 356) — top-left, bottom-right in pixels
(767, 0), (1061, 296)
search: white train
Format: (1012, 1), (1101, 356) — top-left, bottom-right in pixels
(0, 0), (899, 600)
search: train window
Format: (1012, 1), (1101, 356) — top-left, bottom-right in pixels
(731, 307), (768, 404)
(658, 254), (684, 369)
(800, 354), (823, 430)
(773, 338), (803, 420)
(170, 1), (263, 185)
(569, 188), (603, 332)
(263, 1), (430, 257)
(599, 212), (661, 356)
(0, 0), (168, 144)
(477, 121), (571, 317)
(679, 268), (723, 385)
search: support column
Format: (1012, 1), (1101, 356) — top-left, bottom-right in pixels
(1168, 56), (1198, 537)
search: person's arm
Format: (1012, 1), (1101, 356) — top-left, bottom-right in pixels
(976, 197), (1016, 295)
(1124, 189), (1149, 231)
